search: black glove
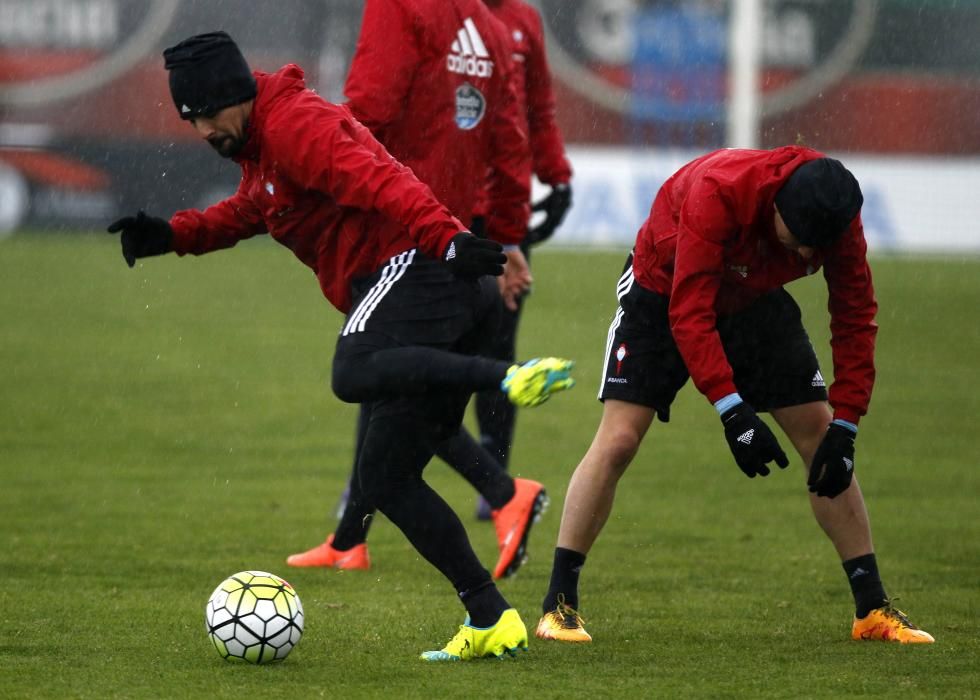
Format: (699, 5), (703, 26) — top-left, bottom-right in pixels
(527, 183), (571, 246)
(442, 232), (506, 278)
(106, 211), (173, 268)
(720, 403), (789, 478)
(807, 423), (856, 498)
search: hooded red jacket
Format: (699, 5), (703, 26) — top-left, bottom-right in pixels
(633, 146), (877, 424)
(344, 0), (530, 244)
(168, 66), (464, 313)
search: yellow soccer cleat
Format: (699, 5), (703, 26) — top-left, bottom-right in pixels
(502, 358), (575, 408)
(535, 596), (592, 643)
(851, 601), (934, 644)
(420, 609), (528, 661)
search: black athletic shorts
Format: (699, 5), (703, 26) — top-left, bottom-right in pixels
(338, 248), (499, 353)
(599, 254), (828, 420)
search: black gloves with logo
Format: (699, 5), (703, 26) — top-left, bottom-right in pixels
(807, 423), (856, 498)
(106, 211), (174, 268)
(527, 183), (572, 246)
(442, 232), (506, 278)
(720, 403), (789, 478)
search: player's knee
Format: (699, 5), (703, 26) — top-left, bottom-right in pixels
(594, 426), (643, 473)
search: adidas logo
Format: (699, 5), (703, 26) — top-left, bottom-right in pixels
(445, 242), (457, 260)
(849, 567), (868, 579)
(448, 17), (494, 77)
(844, 457), (854, 472)
(812, 370), (825, 387)
(736, 429), (754, 445)
(181, 104), (191, 114)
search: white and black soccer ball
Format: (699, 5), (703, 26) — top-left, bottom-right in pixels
(205, 570), (304, 663)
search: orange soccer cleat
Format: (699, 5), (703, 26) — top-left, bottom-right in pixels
(286, 533), (371, 570)
(851, 601), (934, 644)
(535, 596), (592, 643)
(492, 478), (548, 579)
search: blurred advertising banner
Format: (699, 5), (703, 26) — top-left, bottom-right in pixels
(1, 0), (978, 244)
(545, 147), (980, 253)
(538, 0), (980, 153)
(0, 0), (354, 235)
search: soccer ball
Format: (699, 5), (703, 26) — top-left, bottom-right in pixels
(205, 570), (304, 663)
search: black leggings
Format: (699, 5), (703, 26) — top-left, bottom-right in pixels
(329, 270), (508, 597)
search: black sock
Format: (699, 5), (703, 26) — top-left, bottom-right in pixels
(843, 553), (888, 618)
(459, 581), (509, 628)
(542, 547), (586, 613)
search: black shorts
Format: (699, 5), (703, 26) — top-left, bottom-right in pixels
(338, 249), (500, 353)
(333, 249), (501, 436)
(599, 255), (828, 419)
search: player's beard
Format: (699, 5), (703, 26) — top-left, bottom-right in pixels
(208, 120), (249, 159)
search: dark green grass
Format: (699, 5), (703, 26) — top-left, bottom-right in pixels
(1, 234), (978, 698)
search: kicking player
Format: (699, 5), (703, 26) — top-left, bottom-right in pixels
(286, 0), (560, 582)
(534, 146), (934, 645)
(106, 32), (574, 661)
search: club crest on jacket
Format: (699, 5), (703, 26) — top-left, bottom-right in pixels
(455, 83), (486, 130)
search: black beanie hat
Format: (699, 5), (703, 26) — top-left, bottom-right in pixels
(774, 158), (864, 248)
(163, 31), (257, 120)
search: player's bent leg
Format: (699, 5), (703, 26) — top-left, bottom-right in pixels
(769, 400), (832, 470)
(771, 402), (873, 561)
(420, 609), (529, 661)
(852, 601), (935, 643)
(772, 403), (933, 643)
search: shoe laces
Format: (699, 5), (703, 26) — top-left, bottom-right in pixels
(879, 598), (918, 629)
(555, 594), (586, 629)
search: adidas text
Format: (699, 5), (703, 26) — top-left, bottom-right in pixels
(448, 18), (495, 77)
(448, 55), (494, 77)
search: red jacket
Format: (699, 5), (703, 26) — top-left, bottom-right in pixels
(633, 146), (877, 424)
(485, 0), (572, 184)
(169, 66), (464, 313)
(344, 0), (530, 244)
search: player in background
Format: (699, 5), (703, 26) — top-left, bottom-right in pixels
(534, 147), (934, 645)
(468, 0), (574, 520)
(106, 32), (574, 661)
(286, 0), (562, 581)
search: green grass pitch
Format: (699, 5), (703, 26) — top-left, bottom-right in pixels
(1, 233), (978, 698)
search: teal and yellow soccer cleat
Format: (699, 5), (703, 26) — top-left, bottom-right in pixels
(502, 358), (575, 408)
(420, 609), (528, 661)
